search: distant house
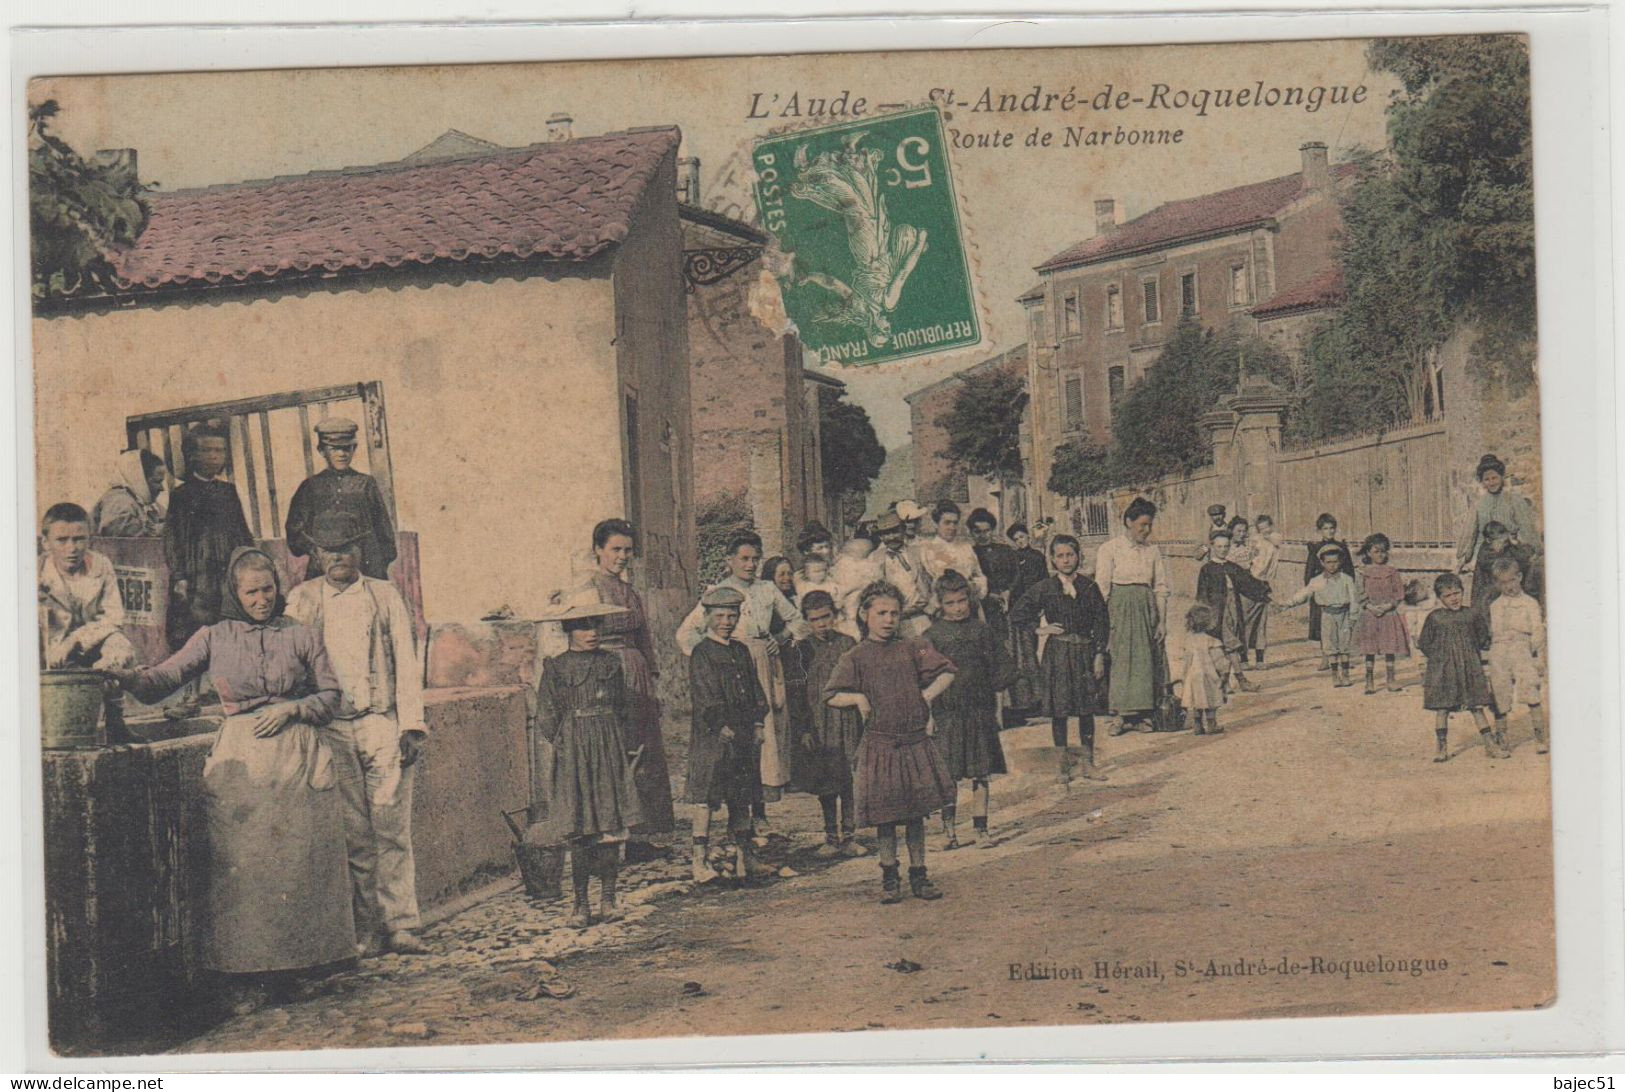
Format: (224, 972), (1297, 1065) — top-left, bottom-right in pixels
(683, 199), (841, 556)
(904, 343), (1031, 527)
(1022, 142), (1354, 525)
(1250, 265), (1347, 386)
(33, 126), (698, 656)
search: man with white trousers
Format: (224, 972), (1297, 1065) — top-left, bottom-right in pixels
(287, 510), (429, 956)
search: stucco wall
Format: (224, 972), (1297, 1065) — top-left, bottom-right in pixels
(34, 269), (621, 624)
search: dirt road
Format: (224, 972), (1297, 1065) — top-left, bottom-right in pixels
(177, 633), (1555, 1056)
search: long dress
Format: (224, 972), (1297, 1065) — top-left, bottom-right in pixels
(1417, 606), (1493, 711)
(1358, 564), (1412, 657)
(1010, 574), (1110, 717)
(1094, 536), (1170, 717)
(1180, 633), (1226, 712)
(823, 636), (957, 826)
(1303, 537), (1354, 644)
(1008, 546), (1048, 710)
(585, 571), (676, 833)
(923, 617), (1012, 780)
(127, 556), (352, 974)
(163, 476), (253, 649)
(685, 638), (768, 813)
(787, 631), (864, 797)
(531, 649), (645, 845)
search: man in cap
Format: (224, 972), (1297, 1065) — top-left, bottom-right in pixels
(1194, 503), (1230, 562)
(287, 510), (428, 956)
(285, 417), (397, 582)
(874, 510), (932, 636)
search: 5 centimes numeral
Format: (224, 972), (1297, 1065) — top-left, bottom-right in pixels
(751, 107), (980, 367)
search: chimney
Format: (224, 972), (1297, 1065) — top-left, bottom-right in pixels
(678, 156), (701, 206)
(546, 113), (574, 142)
(1094, 197), (1116, 235)
(1300, 141), (1329, 193)
(93, 148), (138, 187)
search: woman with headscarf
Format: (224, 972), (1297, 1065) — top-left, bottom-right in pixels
(580, 519), (676, 841)
(1093, 497), (1171, 733)
(91, 449), (168, 537)
(116, 547), (352, 1015)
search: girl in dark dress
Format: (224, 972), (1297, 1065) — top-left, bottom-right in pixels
(1304, 513), (1355, 671)
(686, 586), (769, 885)
(924, 571), (1013, 850)
(1011, 534), (1110, 784)
(533, 603), (646, 928)
(825, 581), (957, 904)
(1416, 573), (1502, 762)
(787, 590), (867, 857)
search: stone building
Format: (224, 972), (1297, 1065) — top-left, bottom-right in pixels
(904, 343), (1031, 527)
(1022, 142), (1355, 525)
(683, 203), (840, 558)
(1250, 265), (1347, 386)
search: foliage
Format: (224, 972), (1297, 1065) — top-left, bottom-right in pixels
(818, 384), (886, 515)
(1106, 317), (1292, 484)
(936, 365), (1029, 487)
(695, 492), (754, 585)
(29, 99), (150, 299)
(1047, 439), (1112, 500)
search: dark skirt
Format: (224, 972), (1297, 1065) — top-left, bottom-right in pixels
(934, 703), (1007, 780)
(1038, 633), (1102, 718)
(795, 708), (862, 797)
(1010, 624), (1042, 710)
(1423, 648), (1494, 711)
(854, 729), (956, 826)
(533, 712), (646, 845)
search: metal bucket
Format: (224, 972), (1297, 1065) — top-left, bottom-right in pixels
(502, 808), (564, 900)
(40, 670), (105, 750)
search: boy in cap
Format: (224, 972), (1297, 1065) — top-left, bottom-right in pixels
(285, 417), (397, 582)
(38, 503), (136, 741)
(286, 510), (428, 955)
(685, 585), (769, 884)
(1277, 541), (1362, 687)
(1193, 503), (1230, 561)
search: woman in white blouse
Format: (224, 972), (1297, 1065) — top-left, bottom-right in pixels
(1094, 496), (1171, 731)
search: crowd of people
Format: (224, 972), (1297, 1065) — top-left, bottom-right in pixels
(38, 421), (1547, 1016)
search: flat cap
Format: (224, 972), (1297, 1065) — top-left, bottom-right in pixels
(700, 585), (746, 609)
(308, 510), (368, 550)
(1206, 504), (1227, 517)
(314, 417), (360, 441)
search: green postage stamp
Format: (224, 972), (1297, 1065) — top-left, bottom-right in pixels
(752, 107), (980, 367)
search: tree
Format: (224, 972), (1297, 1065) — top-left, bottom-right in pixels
(1108, 317), (1292, 484)
(29, 99), (150, 299)
(936, 365), (1029, 494)
(1047, 439), (1111, 500)
(818, 385), (886, 528)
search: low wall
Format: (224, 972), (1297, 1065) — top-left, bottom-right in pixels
(43, 684), (528, 1053)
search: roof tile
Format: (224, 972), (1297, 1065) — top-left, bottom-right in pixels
(1251, 266), (1346, 317)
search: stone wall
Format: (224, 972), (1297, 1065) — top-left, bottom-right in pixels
(43, 685), (528, 1053)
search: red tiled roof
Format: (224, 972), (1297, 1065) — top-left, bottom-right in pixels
(1016, 281), (1046, 302)
(109, 127), (681, 291)
(1251, 266), (1347, 317)
(1036, 162), (1357, 273)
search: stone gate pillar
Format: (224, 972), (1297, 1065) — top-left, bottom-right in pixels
(1226, 378), (1292, 522)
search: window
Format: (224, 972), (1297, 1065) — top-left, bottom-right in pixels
(1142, 277), (1160, 324)
(1230, 263), (1249, 306)
(1106, 284), (1123, 330)
(1108, 365), (1126, 409)
(1180, 272), (1197, 317)
(1063, 374), (1084, 431)
(1063, 292), (1080, 336)
(125, 381), (396, 541)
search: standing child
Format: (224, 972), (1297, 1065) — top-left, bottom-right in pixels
(1011, 535), (1110, 784)
(924, 571), (1013, 849)
(1303, 514), (1356, 671)
(685, 586), (770, 884)
(824, 581), (958, 904)
(1486, 557), (1548, 754)
(1417, 573), (1502, 762)
(1195, 529), (1273, 694)
(532, 602), (645, 928)
(1178, 604), (1228, 735)
(1278, 542), (1361, 687)
(787, 591), (867, 857)
(1249, 515), (1283, 666)
(1357, 533), (1411, 694)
